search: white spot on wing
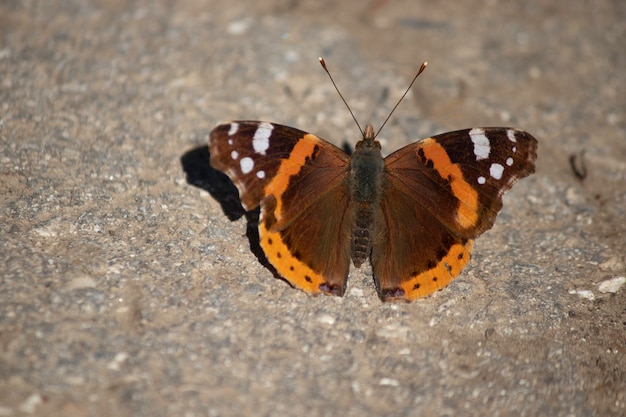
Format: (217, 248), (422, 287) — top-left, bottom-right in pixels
(228, 123), (239, 136)
(490, 163), (504, 180)
(231, 150), (239, 160)
(253, 122), (273, 155)
(477, 176), (486, 184)
(240, 157), (254, 174)
(228, 139), (233, 145)
(470, 128), (490, 160)
(506, 157), (514, 166)
(512, 146), (517, 153)
(507, 129), (517, 142)
(256, 170), (265, 179)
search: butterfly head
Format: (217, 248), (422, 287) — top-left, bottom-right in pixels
(355, 124), (382, 152)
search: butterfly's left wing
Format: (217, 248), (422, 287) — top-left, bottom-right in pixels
(209, 121), (354, 296)
(372, 127), (537, 301)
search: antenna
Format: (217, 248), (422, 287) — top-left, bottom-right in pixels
(319, 57), (428, 140)
(375, 61), (427, 139)
(319, 57), (364, 137)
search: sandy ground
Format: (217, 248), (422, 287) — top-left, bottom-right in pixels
(1, 1), (625, 416)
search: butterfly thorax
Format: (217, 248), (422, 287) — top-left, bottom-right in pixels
(349, 124), (384, 268)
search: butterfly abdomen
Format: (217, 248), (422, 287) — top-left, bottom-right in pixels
(349, 141), (385, 268)
(350, 202), (375, 267)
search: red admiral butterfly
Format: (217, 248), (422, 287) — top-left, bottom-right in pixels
(209, 59), (537, 301)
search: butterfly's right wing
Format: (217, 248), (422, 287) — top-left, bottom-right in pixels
(372, 128), (537, 301)
(210, 121), (353, 296)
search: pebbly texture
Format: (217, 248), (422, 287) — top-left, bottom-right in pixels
(1, 1), (625, 416)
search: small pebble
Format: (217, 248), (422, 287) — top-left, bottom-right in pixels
(316, 314), (336, 325)
(599, 257), (624, 272)
(568, 289), (595, 300)
(598, 276), (625, 294)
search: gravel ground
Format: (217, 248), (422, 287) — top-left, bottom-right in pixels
(1, 1), (625, 416)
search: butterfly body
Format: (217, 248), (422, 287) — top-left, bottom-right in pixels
(348, 124), (384, 269)
(209, 121), (537, 302)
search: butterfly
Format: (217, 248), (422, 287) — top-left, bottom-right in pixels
(208, 60), (538, 302)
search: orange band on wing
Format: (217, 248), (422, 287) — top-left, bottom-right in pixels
(259, 220), (327, 295)
(421, 138), (479, 229)
(264, 134), (319, 225)
(400, 239), (474, 300)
